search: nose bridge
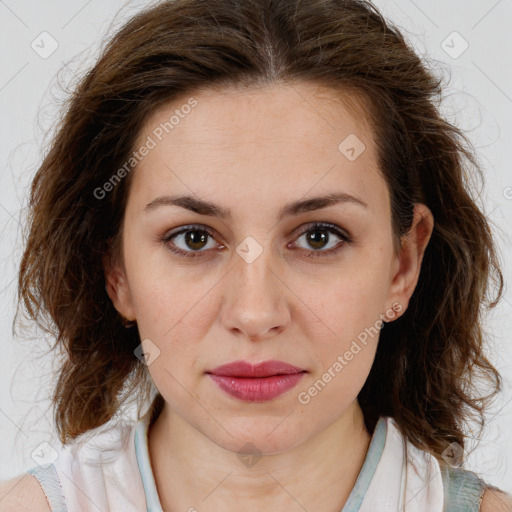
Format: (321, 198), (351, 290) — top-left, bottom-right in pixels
(221, 233), (289, 338)
(233, 233), (278, 303)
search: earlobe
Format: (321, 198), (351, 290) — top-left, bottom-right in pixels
(103, 252), (136, 322)
(385, 203), (434, 318)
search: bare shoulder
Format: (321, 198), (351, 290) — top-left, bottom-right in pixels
(480, 486), (512, 512)
(0, 474), (51, 512)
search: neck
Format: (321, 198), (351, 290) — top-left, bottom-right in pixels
(148, 399), (372, 512)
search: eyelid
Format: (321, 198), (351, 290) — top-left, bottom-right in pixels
(162, 221), (352, 259)
(291, 221), (352, 241)
(288, 221), (352, 259)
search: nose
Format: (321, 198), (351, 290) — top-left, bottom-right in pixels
(219, 239), (291, 342)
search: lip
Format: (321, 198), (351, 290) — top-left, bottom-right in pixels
(206, 360), (306, 402)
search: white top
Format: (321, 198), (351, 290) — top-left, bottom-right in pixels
(27, 393), (487, 511)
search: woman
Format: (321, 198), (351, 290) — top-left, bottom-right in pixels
(1, 0), (511, 510)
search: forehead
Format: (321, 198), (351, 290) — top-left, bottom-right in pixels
(128, 81), (387, 217)
(137, 81), (375, 149)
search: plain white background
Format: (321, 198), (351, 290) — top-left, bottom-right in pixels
(0, 0), (511, 495)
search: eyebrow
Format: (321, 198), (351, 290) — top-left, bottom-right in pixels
(144, 192), (367, 221)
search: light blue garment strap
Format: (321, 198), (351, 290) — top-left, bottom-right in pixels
(134, 395), (166, 512)
(341, 416), (387, 511)
(134, 419), (164, 512)
(27, 464), (68, 512)
(440, 464), (487, 512)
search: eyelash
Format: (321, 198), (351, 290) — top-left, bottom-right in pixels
(161, 222), (352, 260)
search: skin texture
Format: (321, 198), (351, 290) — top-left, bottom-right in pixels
(105, 81), (434, 511)
(0, 474), (51, 511)
(481, 488), (512, 511)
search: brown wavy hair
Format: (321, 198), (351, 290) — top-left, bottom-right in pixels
(17, 0), (504, 464)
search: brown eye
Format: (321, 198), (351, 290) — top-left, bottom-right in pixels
(163, 225), (220, 258)
(291, 222), (351, 258)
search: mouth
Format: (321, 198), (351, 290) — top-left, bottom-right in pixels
(206, 360), (307, 402)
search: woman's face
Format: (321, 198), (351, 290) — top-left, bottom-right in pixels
(107, 81), (431, 454)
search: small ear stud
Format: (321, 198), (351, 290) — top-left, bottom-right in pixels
(384, 303), (402, 323)
(391, 304), (402, 320)
(123, 319), (137, 329)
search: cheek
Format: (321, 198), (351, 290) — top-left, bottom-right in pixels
(296, 261), (390, 348)
(122, 230), (216, 337)
(132, 276), (215, 342)
(294, 296), (379, 424)
(291, 249), (391, 398)
(125, 261), (223, 383)
(294, 278), (382, 416)
(131, 277), (211, 399)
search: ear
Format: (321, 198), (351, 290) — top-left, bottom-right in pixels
(103, 247), (136, 323)
(384, 203), (434, 320)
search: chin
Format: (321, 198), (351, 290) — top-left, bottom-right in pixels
(206, 420), (308, 457)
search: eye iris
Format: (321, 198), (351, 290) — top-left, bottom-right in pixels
(176, 226), (338, 253)
(185, 230), (208, 250)
(307, 229), (328, 249)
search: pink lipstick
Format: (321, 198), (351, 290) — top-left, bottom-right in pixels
(206, 360), (306, 402)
